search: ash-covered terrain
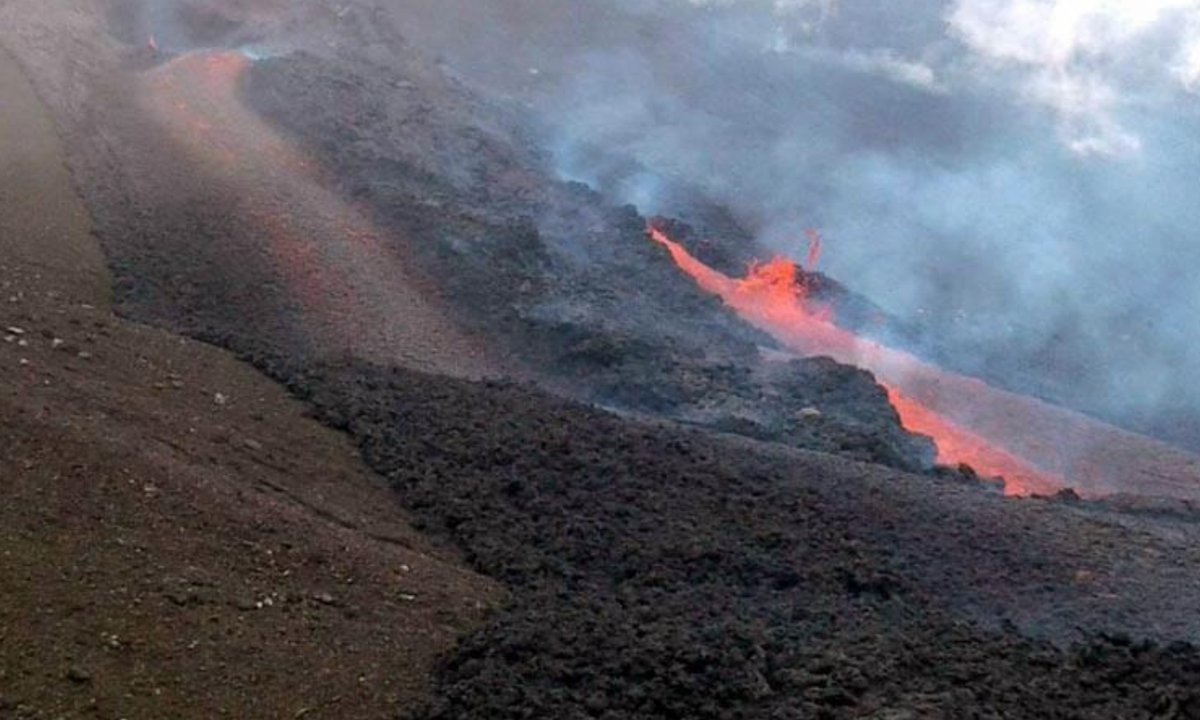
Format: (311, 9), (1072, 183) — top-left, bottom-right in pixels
(4, 1), (1200, 718)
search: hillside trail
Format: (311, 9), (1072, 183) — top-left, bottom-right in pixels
(0, 44), (499, 719)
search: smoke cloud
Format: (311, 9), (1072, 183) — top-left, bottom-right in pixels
(377, 0), (1200, 446)
(111, 1), (1193, 446)
(948, 0), (1200, 157)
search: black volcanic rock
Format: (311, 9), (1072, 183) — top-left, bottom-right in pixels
(282, 360), (1200, 720)
(242, 44), (936, 472)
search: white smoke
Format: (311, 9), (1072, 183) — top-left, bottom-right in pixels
(948, 0), (1200, 157)
(374, 0), (1200, 447)
(675, 0), (1200, 157)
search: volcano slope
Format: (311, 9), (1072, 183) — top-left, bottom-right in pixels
(2, 0), (934, 473)
(5, 1), (1200, 718)
(237, 33), (936, 473)
(0, 37), (499, 720)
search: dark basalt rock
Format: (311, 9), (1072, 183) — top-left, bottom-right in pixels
(279, 360), (1200, 720)
(244, 47), (935, 474)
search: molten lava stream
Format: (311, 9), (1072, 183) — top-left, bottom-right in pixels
(649, 226), (1064, 495)
(883, 386), (1061, 495)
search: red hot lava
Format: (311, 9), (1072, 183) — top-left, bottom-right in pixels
(649, 225), (1200, 499)
(648, 225), (1061, 494)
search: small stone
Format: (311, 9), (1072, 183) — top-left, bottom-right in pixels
(17, 339), (27, 347)
(213, 392), (228, 406)
(65, 666), (92, 684)
(50, 338), (64, 349)
(18, 358), (29, 367)
(798, 407), (822, 419)
(242, 438), (263, 452)
(312, 591), (336, 605)
(5, 326), (25, 336)
(165, 590), (194, 607)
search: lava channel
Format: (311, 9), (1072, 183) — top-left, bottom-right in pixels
(650, 225), (1200, 499)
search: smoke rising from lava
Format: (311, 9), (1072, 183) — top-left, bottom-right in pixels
(376, 0), (1200, 450)
(107, 0), (1200, 451)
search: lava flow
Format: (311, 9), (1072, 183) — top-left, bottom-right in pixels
(650, 225), (1200, 498)
(649, 226), (1060, 494)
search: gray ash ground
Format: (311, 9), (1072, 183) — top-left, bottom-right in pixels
(22, 1), (1200, 717)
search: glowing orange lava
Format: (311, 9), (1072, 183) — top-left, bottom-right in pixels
(883, 386), (1062, 494)
(650, 225), (1065, 495)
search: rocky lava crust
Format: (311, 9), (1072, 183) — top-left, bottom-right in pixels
(287, 360), (1200, 719)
